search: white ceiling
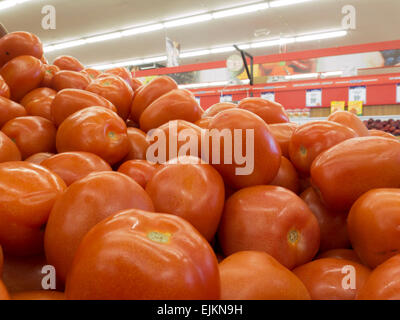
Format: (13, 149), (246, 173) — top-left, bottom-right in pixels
(1, 0), (399, 67)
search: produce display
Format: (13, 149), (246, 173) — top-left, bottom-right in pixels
(1, 30), (400, 301)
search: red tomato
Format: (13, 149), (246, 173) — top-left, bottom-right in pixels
(65, 209), (220, 300)
(208, 108), (281, 189)
(238, 98), (289, 124)
(41, 151), (112, 186)
(293, 258), (370, 300)
(0, 280), (9, 300)
(328, 111), (369, 137)
(270, 156), (300, 193)
(130, 76), (178, 122)
(289, 121), (357, 175)
(0, 32), (43, 67)
(53, 55), (84, 72)
(203, 102), (237, 118)
(368, 129), (398, 140)
(0, 55), (44, 102)
(347, 188), (400, 268)
(311, 137), (400, 211)
(40, 56), (48, 65)
(0, 245), (3, 274)
(139, 89), (203, 132)
(45, 171), (154, 283)
(123, 127), (150, 161)
(86, 74), (133, 120)
(0, 96), (27, 127)
(24, 152), (54, 165)
(104, 67), (134, 89)
(268, 122), (298, 158)
(301, 187), (349, 252)
(20, 87), (56, 121)
(56, 107), (130, 165)
(1, 116), (56, 159)
(131, 77), (142, 92)
(81, 68), (101, 80)
(117, 160), (157, 188)
(0, 162), (66, 256)
(41, 64), (60, 88)
(356, 254), (400, 300)
(12, 291), (65, 300)
(194, 117), (211, 129)
(0, 131), (21, 162)
(146, 156), (225, 241)
(51, 70), (91, 91)
(316, 249), (362, 264)
(0, 74), (10, 98)
(218, 186), (320, 269)
(219, 251), (310, 300)
(51, 88), (116, 127)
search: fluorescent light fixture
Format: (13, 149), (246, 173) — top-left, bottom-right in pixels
(0, 0), (34, 10)
(91, 63), (117, 70)
(86, 32), (122, 44)
(44, 39), (87, 53)
(251, 37), (295, 48)
(142, 56), (167, 64)
(296, 30), (347, 42)
(321, 71), (343, 77)
(180, 50), (211, 58)
(212, 2), (269, 19)
(285, 73), (318, 80)
(270, 0), (314, 8)
(164, 14), (212, 28)
(121, 24), (163, 36)
(237, 44), (251, 50)
(210, 46), (235, 54)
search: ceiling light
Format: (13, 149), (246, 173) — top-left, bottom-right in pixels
(44, 39), (87, 53)
(212, 2), (269, 19)
(250, 37), (295, 48)
(0, 0), (34, 10)
(91, 63), (117, 70)
(210, 47), (235, 54)
(164, 14), (212, 28)
(142, 56), (167, 64)
(121, 24), (163, 36)
(285, 73), (319, 80)
(86, 32), (122, 44)
(321, 71), (343, 77)
(295, 30), (347, 42)
(270, 0), (314, 8)
(180, 50), (211, 58)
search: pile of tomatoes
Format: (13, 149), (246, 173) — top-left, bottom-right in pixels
(1, 31), (400, 301)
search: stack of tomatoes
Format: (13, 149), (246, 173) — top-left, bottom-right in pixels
(1, 31), (400, 301)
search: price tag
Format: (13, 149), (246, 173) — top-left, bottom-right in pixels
(306, 89), (322, 107)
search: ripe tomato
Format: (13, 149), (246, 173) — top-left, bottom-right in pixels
(316, 249), (362, 264)
(219, 251), (310, 300)
(40, 56), (48, 65)
(147, 120), (203, 162)
(65, 209), (220, 300)
(104, 67), (134, 89)
(53, 55), (84, 72)
(268, 122), (298, 158)
(208, 108), (281, 189)
(0, 162), (66, 256)
(311, 137), (400, 211)
(45, 171), (154, 284)
(86, 74), (133, 120)
(356, 254), (400, 300)
(0, 74), (10, 98)
(270, 156), (300, 193)
(20, 87), (56, 121)
(218, 186), (320, 269)
(123, 127), (150, 161)
(368, 129), (398, 140)
(41, 151), (112, 186)
(51, 70), (91, 91)
(0, 55), (44, 102)
(203, 102), (236, 118)
(139, 89), (203, 132)
(328, 111), (369, 137)
(0, 131), (21, 162)
(24, 152), (54, 165)
(41, 64), (59, 88)
(194, 117), (211, 129)
(0, 280), (9, 300)
(131, 77), (142, 92)
(130, 76), (178, 122)
(81, 68), (101, 80)
(0, 245), (3, 274)
(56, 107), (129, 165)
(12, 291), (65, 300)
(289, 121), (357, 175)
(238, 98), (289, 124)
(117, 160), (157, 188)
(146, 156), (225, 241)
(301, 187), (349, 252)
(1, 116), (56, 159)
(0, 32), (43, 67)
(347, 188), (400, 268)
(293, 258), (370, 300)
(51, 88), (116, 127)
(0, 96), (27, 127)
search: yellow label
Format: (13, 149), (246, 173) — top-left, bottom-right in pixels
(348, 101), (363, 116)
(330, 101), (345, 114)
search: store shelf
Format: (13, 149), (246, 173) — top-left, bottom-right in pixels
(290, 115), (400, 125)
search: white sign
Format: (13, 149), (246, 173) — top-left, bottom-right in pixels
(397, 84), (400, 103)
(195, 96), (201, 105)
(220, 95), (233, 103)
(226, 54), (244, 73)
(306, 89), (322, 107)
(349, 86), (367, 104)
(261, 92), (275, 102)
